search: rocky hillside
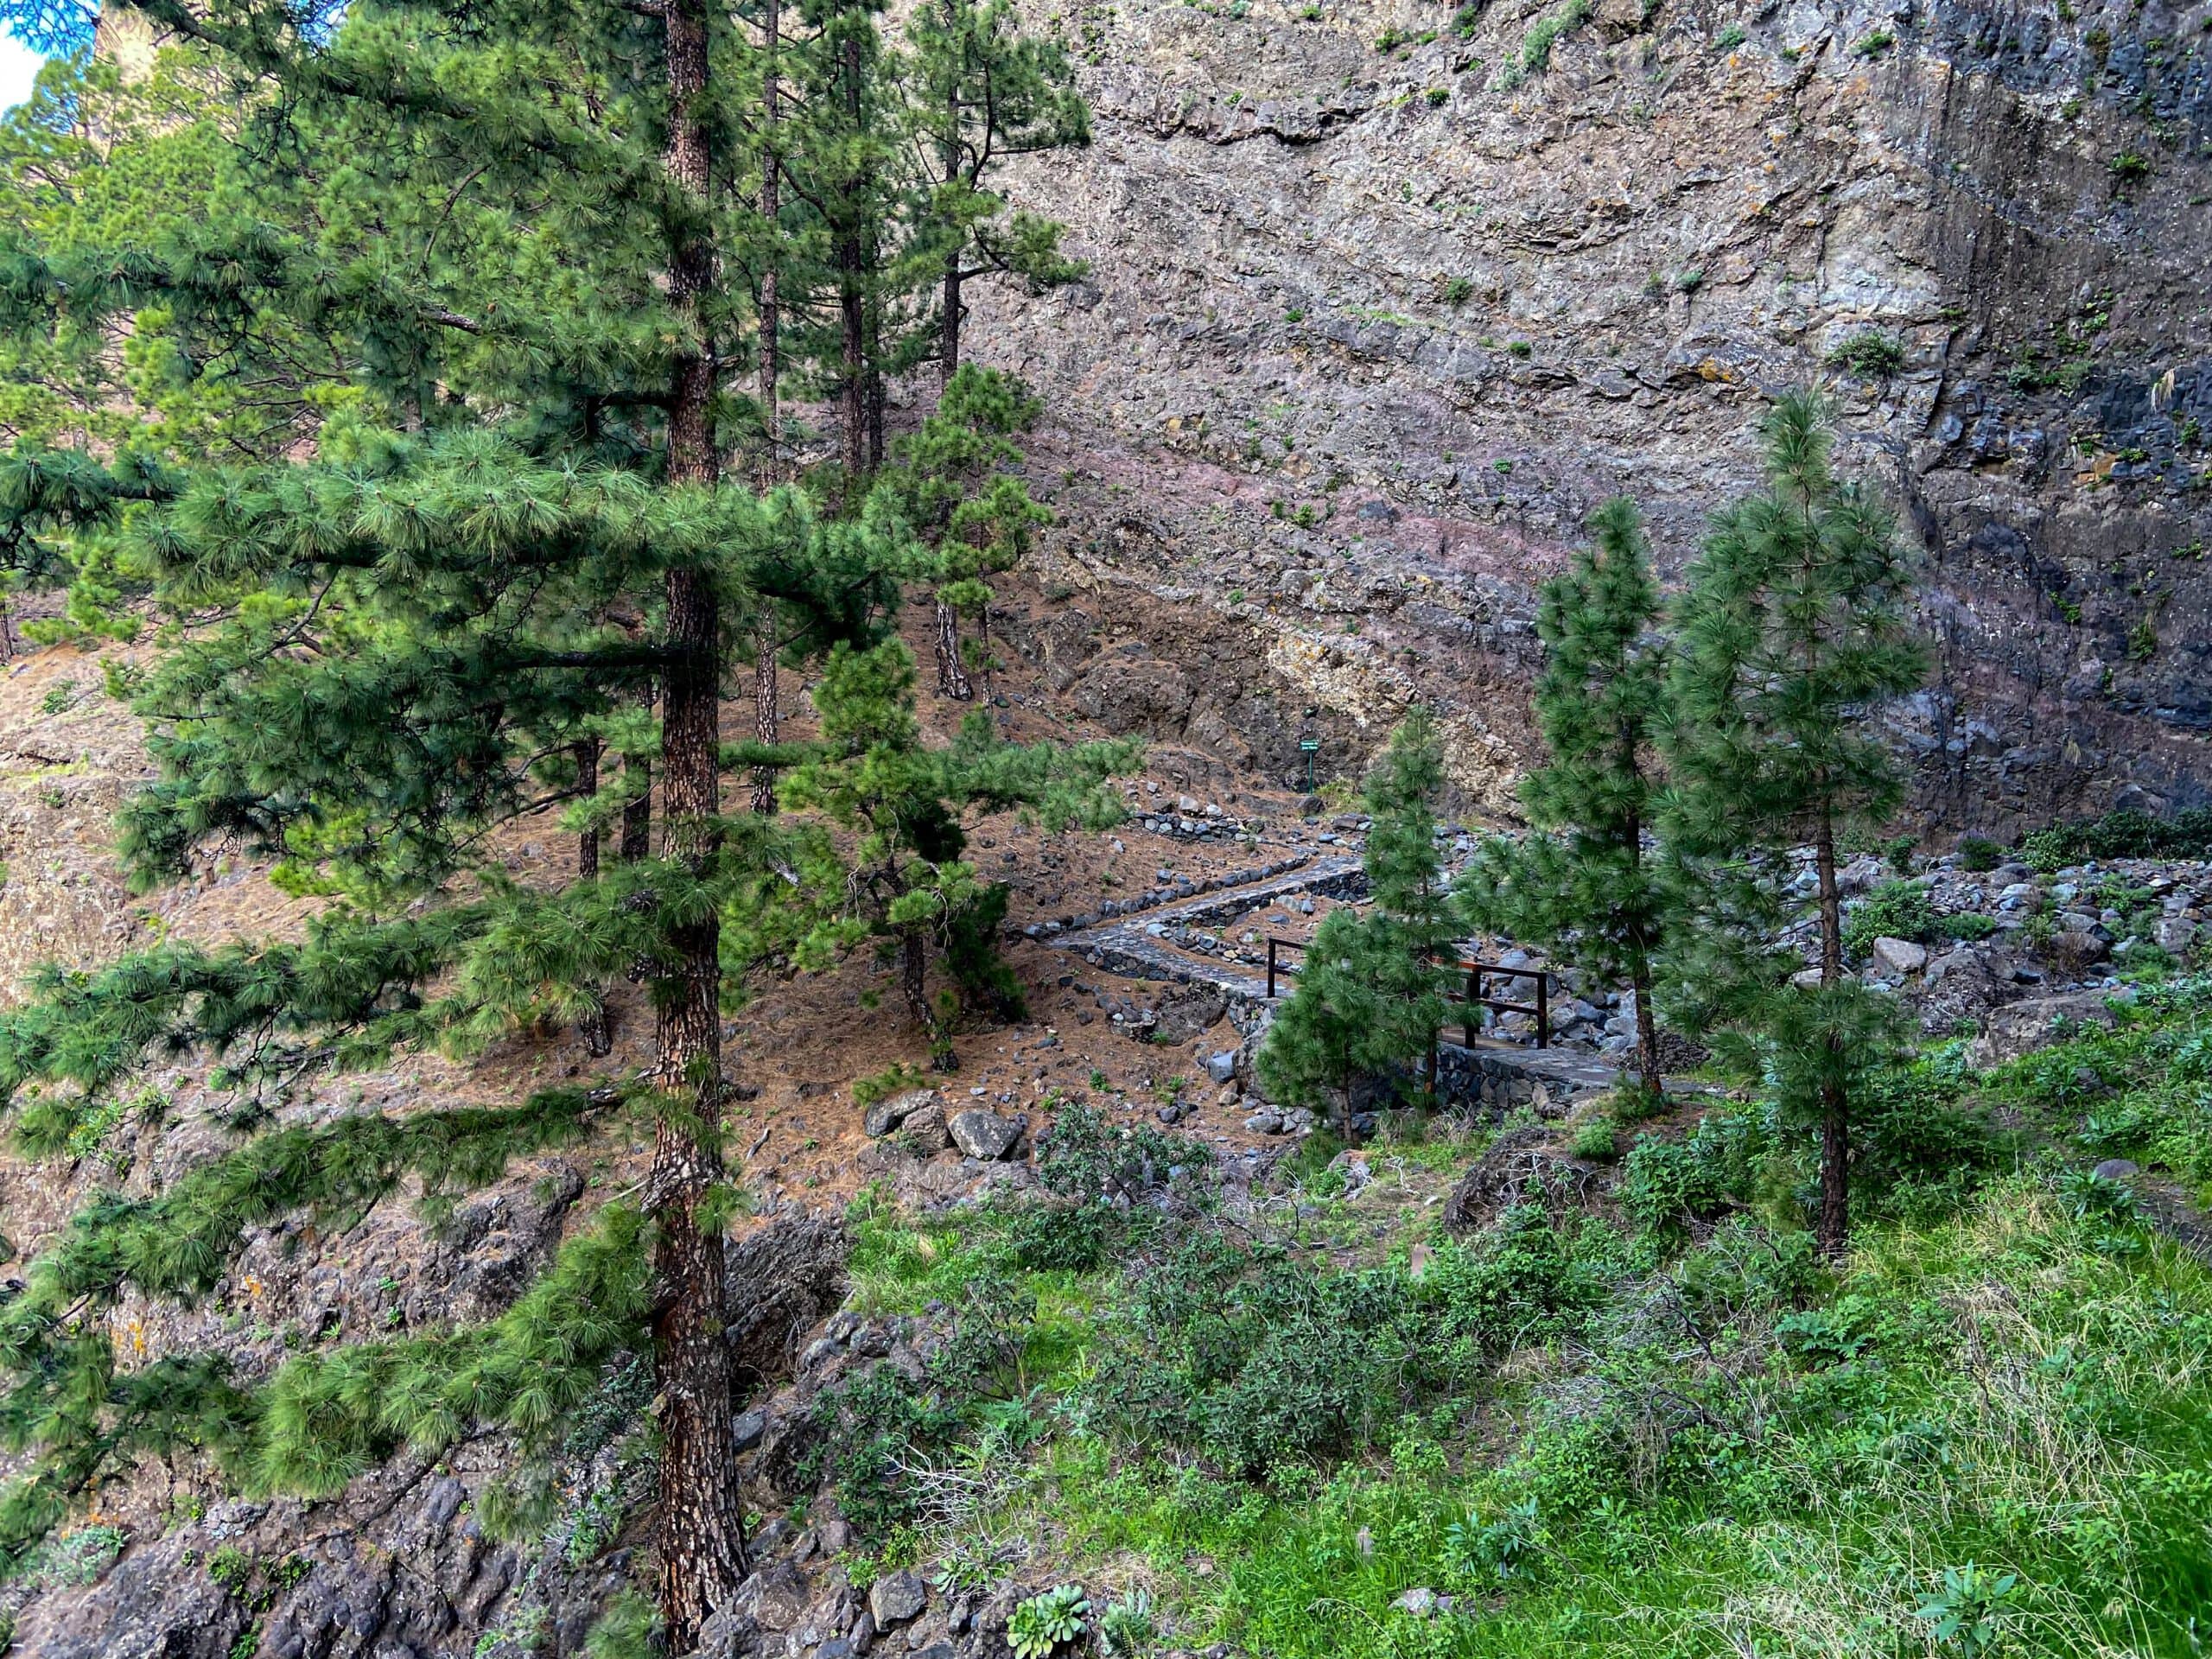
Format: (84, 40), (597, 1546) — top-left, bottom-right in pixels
(965, 0), (2212, 829)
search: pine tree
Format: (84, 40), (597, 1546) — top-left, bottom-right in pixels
(1257, 709), (1454, 1136)
(879, 361), (1048, 700)
(1460, 498), (1675, 1097)
(0, 44), (333, 648)
(0, 0), (930, 1644)
(900, 0), (1088, 389)
(1355, 703), (1458, 1094)
(1664, 392), (1929, 1257)
(778, 638), (1135, 1065)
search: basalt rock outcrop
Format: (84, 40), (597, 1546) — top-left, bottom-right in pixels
(967, 0), (2212, 829)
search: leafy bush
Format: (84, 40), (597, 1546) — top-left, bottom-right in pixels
(1825, 330), (1904, 378)
(1568, 1116), (1618, 1160)
(1827, 1043), (1995, 1213)
(1427, 1202), (1598, 1349)
(1520, 0), (1591, 71)
(1672, 1218), (1821, 1325)
(2019, 806), (2212, 871)
(1620, 1113), (1763, 1237)
(1957, 835), (2003, 872)
(1002, 1198), (1116, 1272)
(1441, 1496), (1541, 1584)
(1035, 1100), (1211, 1208)
(1775, 1294), (1878, 1365)
(1842, 880), (1939, 960)
(799, 1270), (1035, 1536)
(1090, 1235), (1446, 1477)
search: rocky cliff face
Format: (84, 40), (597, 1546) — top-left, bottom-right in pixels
(966, 0), (2212, 830)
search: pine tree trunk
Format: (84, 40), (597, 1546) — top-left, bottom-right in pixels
(756, 0), (780, 489)
(751, 614), (778, 815)
(899, 922), (939, 1045)
(653, 0), (747, 1642)
(1631, 960), (1661, 1101)
(934, 597), (973, 700)
(576, 739), (612, 1058)
(864, 289), (886, 473)
(836, 34), (866, 481)
(1813, 804), (1849, 1258)
(1627, 806), (1662, 1099)
(748, 0), (782, 820)
(941, 257), (960, 389)
(621, 681), (654, 863)
(976, 604), (994, 709)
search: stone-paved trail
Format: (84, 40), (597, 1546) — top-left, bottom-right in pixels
(1056, 852), (1623, 1106)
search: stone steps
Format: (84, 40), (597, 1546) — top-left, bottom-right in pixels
(1063, 855), (1366, 1032)
(1062, 858), (1623, 1103)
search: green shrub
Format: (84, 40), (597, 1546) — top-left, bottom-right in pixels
(1002, 1199), (1116, 1272)
(1440, 1495), (1541, 1583)
(1825, 330), (1905, 378)
(1620, 1113), (1762, 1237)
(800, 1271), (1036, 1537)
(1519, 0), (1591, 72)
(1442, 275), (1473, 304)
(1090, 1235), (1444, 1477)
(1568, 1117), (1618, 1160)
(1035, 1099), (1212, 1207)
(2018, 806), (2212, 871)
(1427, 1202), (1598, 1348)
(1957, 835), (2003, 872)
(1942, 912), (1999, 943)
(1714, 22), (1745, 48)
(1842, 880), (1940, 960)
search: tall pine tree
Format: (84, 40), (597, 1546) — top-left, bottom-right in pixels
(901, 0), (1088, 389)
(1257, 708), (1455, 1137)
(1664, 392), (1929, 1256)
(778, 637), (1135, 1065)
(1460, 498), (1675, 1098)
(878, 362), (1049, 701)
(0, 0), (1085, 1643)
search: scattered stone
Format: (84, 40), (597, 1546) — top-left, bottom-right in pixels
(949, 1109), (1024, 1160)
(1243, 1106), (1286, 1135)
(1871, 936), (1929, 976)
(1206, 1050), (1238, 1084)
(862, 1089), (939, 1139)
(2092, 1158), (2141, 1182)
(869, 1570), (928, 1627)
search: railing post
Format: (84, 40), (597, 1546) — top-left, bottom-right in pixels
(1464, 967), (1477, 1048)
(1535, 973), (1549, 1050)
(1267, 937), (1277, 999)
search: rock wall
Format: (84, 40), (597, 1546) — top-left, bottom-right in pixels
(964, 0), (2212, 830)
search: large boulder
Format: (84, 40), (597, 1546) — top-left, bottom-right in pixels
(1870, 936), (1929, 976)
(1966, 990), (2127, 1069)
(948, 1109), (1025, 1160)
(862, 1089), (939, 1138)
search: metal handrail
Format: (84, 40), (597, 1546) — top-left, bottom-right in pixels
(1262, 938), (1552, 1050)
